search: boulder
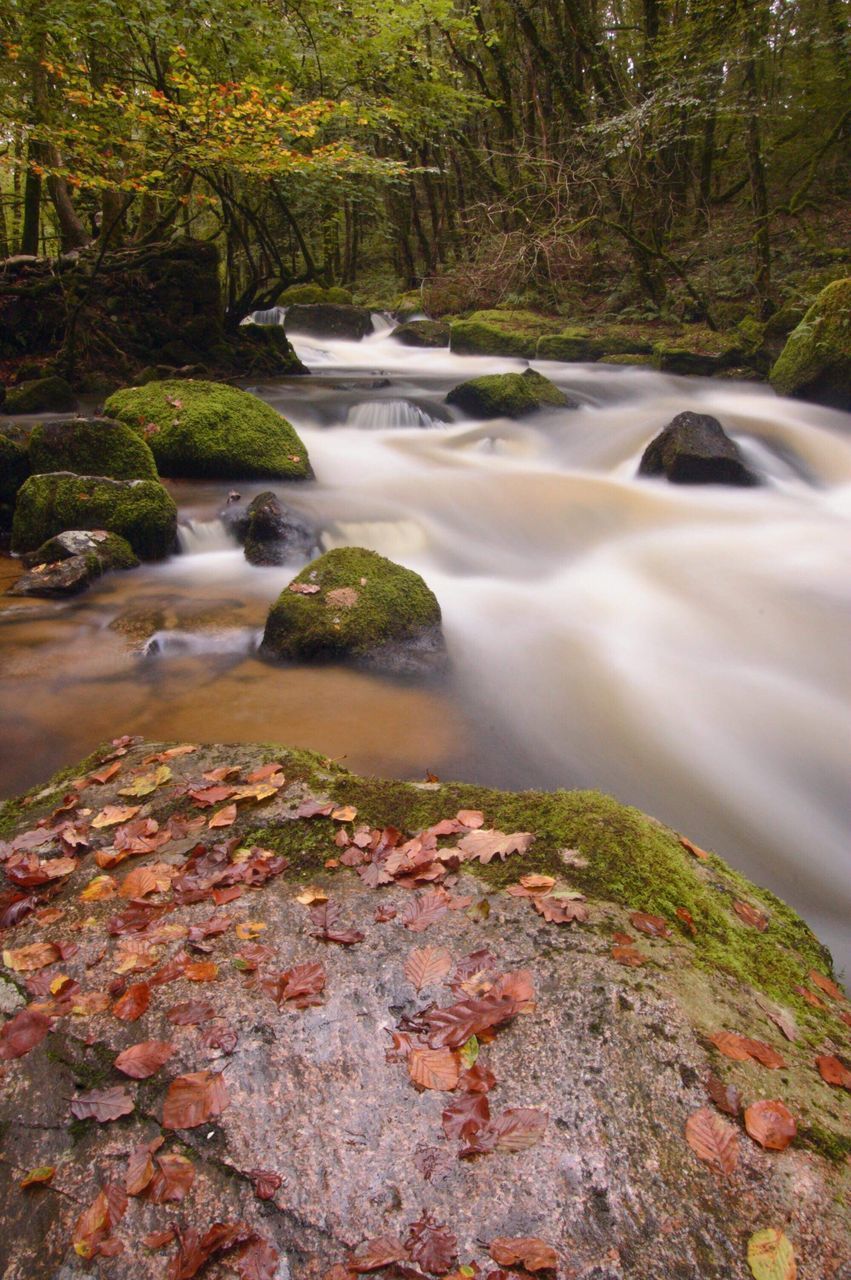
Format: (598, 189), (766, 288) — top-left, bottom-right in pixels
(28, 417), (158, 481)
(450, 310), (557, 359)
(0, 736), (847, 1280)
(104, 379), (312, 480)
(536, 328), (601, 361)
(11, 473), (177, 559)
(242, 491), (318, 566)
(638, 412), (760, 486)
(394, 289), (426, 322)
(283, 303), (374, 342)
(229, 323), (308, 376)
(446, 368), (574, 419)
(6, 554), (101, 597)
(0, 434), (31, 523)
(7, 531), (138, 598)
(769, 278), (851, 409)
(279, 283), (353, 306)
(651, 329), (747, 376)
(391, 319), (450, 348)
(261, 545), (445, 674)
(2, 375), (77, 415)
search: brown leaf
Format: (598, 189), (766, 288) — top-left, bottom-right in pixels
(456, 829), (534, 864)
(114, 1040), (174, 1078)
(348, 1234), (409, 1273)
(406, 1212), (458, 1276)
(675, 907), (697, 936)
(456, 809), (484, 829)
(72, 1183), (127, 1259)
(815, 1054), (851, 1089)
(234, 1237), (281, 1280)
(88, 761), (122, 785)
(208, 804), (237, 828)
(629, 911), (670, 938)
(249, 1169), (284, 1201)
(275, 961), (326, 1008)
(684, 1107), (739, 1175)
(679, 835), (710, 860)
(401, 889), (450, 933)
(442, 1092), (490, 1140)
(710, 1031), (785, 1069)
(405, 945), (452, 992)
(167, 999), (216, 1025)
(408, 1047), (461, 1091)
(3, 942), (60, 971)
(20, 1164), (56, 1188)
(706, 1074), (742, 1117)
(612, 943), (645, 966)
(426, 993), (518, 1048)
(147, 1152), (195, 1203)
(162, 1069), (229, 1129)
(808, 969), (846, 1002)
(533, 893), (588, 924)
(91, 805), (141, 829)
(744, 1099), (797, 1150)
(0, 1007), (51, 1059)
(463, 1106), (548, 1155)
(732, 900), (769, 931)
(112, 981), (151, 1021)
(489, 1237), (559, 1271)
(185, 961), (219, 982)
(70, 1086), (135, 1123)
(170, 1221), (255, 1279)
(125, 1139), (158, 1196)
(309, 900), (364, 945)
(142, 1227), (176, 1250)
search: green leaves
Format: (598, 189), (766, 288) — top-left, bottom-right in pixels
(747, 1229), (796, 1280)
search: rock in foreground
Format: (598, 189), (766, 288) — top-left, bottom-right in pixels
(262, 546), (445, 674)
(446, 369), (574, 419)
(8, 530), (139, 597)
(639, 412), (760, 486)
(770, 278), (851, 409)
(104, 380), (312, 481)
(11, 473), (177, 560)
(0, 739), (847, 1280)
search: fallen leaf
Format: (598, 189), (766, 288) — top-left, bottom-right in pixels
(295, 886), (329, 905)
(405, 945), (452, 992)
(235, 921), (267, 940)
(710, 1031), (785, 1069)
(162, 1069), (229, 1129)
(208, 804), (237, 828)
(309, 900), (364, 945)
(426, 993), (518, 1048)
(456, 829), (534, 864)
(185, 961), (218, 982)
(70, 1086), (135, 1123)
(348, 1234), (409, 1273)
(147, 1152), (195, 1203)
(114, 1040), (174, 1078)
(72, 1183), (127, 1259)
(680, 835), (710, 860)
(92, 805), (141, 829)
(167, 999), (215, 1025)
(747, 1228), (796, 1280)
(733, 900), (769, 931)
(20, 1165), (56, 1188)
(142, 1227), (176, 1250)
(80, 875), (118, 901)
(0, 1008), (51, 1059)
(744, 1099), (797, 1150)
(249, 1169), (284, 1201)
(409, 1047), (461, 1091)
(684, 1107), (739, 1175)
(406, 1212), (458, 1275)
(288, 581), (320, 594)
(3, 942), (60, 972)
(118, 765), (171, 797)
(88, 761), (122, 785)
(676, 907), (697, 936)
(533, 893), (588, 924)
(706, 1074), (742, 1117)
(815, 1054), (851, 1089)
(401, 889), (449, 933)
(808, 969), (845, 1002)
(274, 961), (326, 1008)
(489, 1237), (558, 1271)
(629, 911), (670, 938)
(456, 809), (484, 829)
(112, 982), (151, 1021)
(612, 943), (645, 966)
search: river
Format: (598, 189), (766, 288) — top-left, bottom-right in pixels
(1, 320), (849, 972)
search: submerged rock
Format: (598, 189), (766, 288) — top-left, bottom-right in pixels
(639, 412), (760, 486)
(261, 545), (445, 673)
(2, 375), (78, 415)
(10, 472), (177, 560)
(284, 303), (374, 342)
(391, 319), (450, 347)
(770, 278), (851, 409)
(28, 417), (158, 481)
(446, 368), (574, 419)
(104, 379), (312, 481)
(0, 738), (847, 1279)
(242, 491), (318, 566)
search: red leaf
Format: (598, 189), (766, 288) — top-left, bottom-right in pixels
(408, 1047), (461, 1091)
(461, 1106), (548, 1155)
(72, 1183), (127, 1259)
(815, 1054), (851, 1089)
(710, 1030), (785, 1068)
(406, 1212), (458, 1276)
(70, 1086), (134, 1123)
(147, 1152), (195, 1203)
(170, 1221), (255, 1280)
(405, 945), (452, 992)
(744, 1099), (797, 1150)
(163, 1070), (229, 1129)
(112, 981), (151, 1021)
(442, 1092), (490, 1140)
(114, 1039), (174, 1078)
(275, 961), (326, 1008)
(426, 993), (518, 1048)
(167, 999), (215, 1025)
(684, 1107), (739, 1174)
(732, 900), (769, 931)
(456, 829), (534, 864)
(235, 1238), (281, 1280)
(348, 1234), (409, 1273)
(612, 943), (645, 966)
(0, 1007), (51, 1059)
(489, 1238), (558, 1272)
(309, 900), (364, 945)
(401, 890), (449, 933)
(706, 1074), (742, 1117)
(629, 911), (670, 938)
(248, 1169), (284, 1200)
(808, 969), (846, 1002)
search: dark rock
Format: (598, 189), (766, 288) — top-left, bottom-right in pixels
(20, 528), (139, 570)
(7, 553), (100, 597)
(638, 412), (760, 486)
(284, 303), (375, 342)
(2, 375), (77, 415)
(391, 319), (450, 347)
(243, 491), (318, 566)
(0, 434), (31, 516)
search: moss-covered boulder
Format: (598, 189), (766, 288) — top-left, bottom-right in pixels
(0, 433), (31, 510)
(391, 319), (450, 348)
(446, 368), (574, 419)
(600, 353), (655, 367)
(536, 328), (601, 361)
(9, 529), (139, 597)
(104, 380), (312, 481)
(639, 412), (760, 486)
(283, 304), (374, 342)
(11, 473), (177, 560)
(279, 283), (354, 306)
(2, 376), (77, 415)
(769, 278), (851, 409)
(394, 290), (426, 322)
(450, 310), (558, 359)
(230, 323), (308, 376)
(262, 546), (445, 674)
(28, 417), (158, 481)
(652, 329), (747, 376)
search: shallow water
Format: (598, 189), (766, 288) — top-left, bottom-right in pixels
(1, 327), (849, 971)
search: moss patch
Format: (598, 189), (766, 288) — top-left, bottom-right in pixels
(279, 283), (353, 306)
(392, 320), (450, 348)
(0, 433), (31, 508)
(29, 418), (158, 481)
(446, 368), (572, 418)
(10, 472), (177, 560)
(770, 278), (851, 408)
(2, 376), (77, 415)
(104, 379), (312, 480)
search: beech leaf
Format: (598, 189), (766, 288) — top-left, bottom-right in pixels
(114, 1039), (174, 1078)
(747, 1228), (797, 1280)
(408, 1047), (461, 1091)
(70, 1086), (135, 1123)
(489, 1237), (558, 1272)
(0, 1007), (51, 1059)
(744, 1100), (797, 1150)
(815, 1054), (851, 1089)
(684, 1107), (739, 1175)
(163, 1069), (230, 1129)
(405, 945), (452, 991)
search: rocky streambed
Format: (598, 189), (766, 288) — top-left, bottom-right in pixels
(0, 739), (848, 1279)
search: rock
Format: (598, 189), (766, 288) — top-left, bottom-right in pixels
(283, 303), (374, 342)
(536, 327), (601, 361)
(230, 324), (308, 376)
(279, 283), (353, 306)
(449, 310), (557, 359)
(446, 368), (574, 419)
(769, 278), (851, 409)
(0, 737), (847, 1280)
(600, 353), (655, 367)
(394, 289), (426, 322)
(638, 412), (760, 486)
(651, 329), (747, 376)
(7, 555), (100, 598)
(28, 417), (158, 481)
(10, 472), (177, 559)
(261, 545), (445, 673)
(391, 319), (450, 347)
(243, 491), (318, 566)
(104, 379), (312, 481)
(0, 434), (31, 523)
(2, 375), (77, 415)
(20, 528), (139, 570)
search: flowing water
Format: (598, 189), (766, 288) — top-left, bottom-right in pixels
(1, 326), (849, 970)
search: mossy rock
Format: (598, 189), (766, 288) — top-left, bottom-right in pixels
(446, 368), (574, 419)
(22, 528), (139, 571)
(599, 353), (655, 367)
(0, 433), (31, 507)
(391, 320), (450, 348)
(769, 278), (851, 409)
(261, 546), (445, 674)
(231, 324), (308, 376)
(394, 290), (426, 322)
(2, 376), (77, 415)
(28, 418), (158, 481)
(278, 284), (354, 307)
(763, 299), (807, 341)
(449, 310), (558, 359)
(283, 304), (374, 342)
(11, 473), (177, 560)
(104, 380), (312, 480)
(536, 328), (601, 361)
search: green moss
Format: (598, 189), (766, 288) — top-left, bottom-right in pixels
(0, 433), (31, 506)
(798, 1122), (851, 1165)
(536, 329), (600, 361)
(29, 418), (158, 481)
(450, 320), (537, 359)
(10, 473), (177, 560)
(2, 376), (77, 415)
(392, 320), (450, 348)
(446, 369), (572, 418)
(599, 354), (655, 367)
(279, 283), (353, 306)
(104, 379), (312, 480)
(262, 546), (441, 662)
(770, 278), (851, 408)
(394, 290), (426, 322)
(652, 328), (747, 375)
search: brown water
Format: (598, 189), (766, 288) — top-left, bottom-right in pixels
(1, 325), (849, 969)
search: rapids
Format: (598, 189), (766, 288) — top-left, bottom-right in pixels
(1, 326), (849, 969)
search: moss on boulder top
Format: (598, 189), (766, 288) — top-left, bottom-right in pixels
(450, 310), (559, 359)
(446, 368), (574, 419)
(0, 433), (31, 507)
(283, 303), (374, 342)
(2, 376), (78, 415)
(769, 278), (851, 409)
(28, 417), (158, 481)
(104, 379), (312, 481)
(391, 319), (450, 347)
(262, 546), (445, 674)
(278, 283), (353, 306)
(11, 472), (177, 560)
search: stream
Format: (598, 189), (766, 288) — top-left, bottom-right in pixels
(1, 321), (849, 971)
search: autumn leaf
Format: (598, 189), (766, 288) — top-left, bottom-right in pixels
(331, 804), (357, 822)
(70, 1085), (135, 1123)
(442, 1092), (490, 1140)
(461, 1106), (548, 1155)
(744, 1100), (797, 1150)
(185, 961), (219, 982)
(208, 803), (237, 828)
(249, 1169), (283, 1200)
(3, 942), (60, 971)
(0, 1007), (51, 1059)
(533, 893), (588, 924)
(405, 945), (452, 991)
(295, 885), (328, 905)
(147, 1152), (195, 1203)
(80, 874), (118, 901)
(162, 1069), (230, 1129)
(118, 765), (171, 796)
(401, 889), (450, 933)
(706, 1074), (742, 1117)
(112, 981), (151, 1021)
(426, 993), (517, 1048)
(20, 1164), (56, 1188)
(125, 1138), (160, 1196)
(309, 900), (364, 945)
(167, 999), (216, 1025)
(747, 1228), (796, 1280)
(807, 969), (846, 1002)
(348, 1234), (409, 1273)
(142, 1228), (176, 1249)
(456, 809), (484, 829)
(88, 760), (122, 785)
(408, 1047), (461, 1091)
(114, 1040), (174, 1078)
(684, 1107), (739, 1175)
(815, 1054), (851, 1089)
(406, 1212), (458, 1275)
(489, 1237), (558, 1271)
(680, 835), (710, 860)
(92, 805), (141, 829)
(732, 900), (769, 930)
(629, 911), (670, 938)
(72, 1183), (127, 1259)
(456, 829), (534, 864)
(612, 943), (645, 966)
(235, 921), (267, 940)
(275, 961), (326, 1008)
(709, 1031), (785, 1068)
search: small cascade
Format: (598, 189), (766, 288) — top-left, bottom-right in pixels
(141, 628), (261, 658)
(371, 311), (396, 334)
(346, 399), (439, 430)
(244, 307), (287, 326)
(322, 519), (428, 558)
(177, 518), (236, 554)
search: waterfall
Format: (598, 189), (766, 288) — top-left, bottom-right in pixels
(177, 518), (236, 554)
(345, 399), (439, 430)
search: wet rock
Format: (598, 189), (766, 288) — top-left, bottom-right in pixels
(0, 738), (847, 1280)
(391, 319), (450, 348)
(7, 553), (101, 597)
(770, 278), (851, 409)
(638, 412), (761, 486)
(20, 528), (140, 571)
(446, 368), (575, 419)
(28, 417), (158, 481)
(2, 375), (77, 415)
(242, 491), (318, 566)
(283, 303), (375, 342)
(10, 472), (178, 560)
(261, 545), (446, 674)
